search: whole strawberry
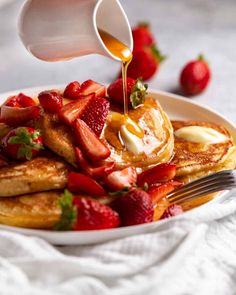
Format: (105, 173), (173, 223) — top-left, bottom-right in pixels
(132, 23), (155, 51)
(107, 78), (148, 108)
(112, 189), (154, 226)
(38, 90), (62, 113)
(127, 46), (165, 81)
(180, 55), (211, 96)
(72, 197), (120, 230)
(55, 190), (120, 231)
(2, 127), (43, 161)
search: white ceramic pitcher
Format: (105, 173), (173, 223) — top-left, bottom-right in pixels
(18, 0), (133, 62)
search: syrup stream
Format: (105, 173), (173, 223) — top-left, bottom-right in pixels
(98, 29), (132, 117)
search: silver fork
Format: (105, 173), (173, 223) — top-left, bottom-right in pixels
(167, 170), (236, 205)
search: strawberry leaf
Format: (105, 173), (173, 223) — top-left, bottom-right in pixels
(54, 190), (77, 231)
(138, 21), (150, 28)
(8, 127), (43, 160)
(130, 79), (148, 109)
(109, 187), (130, 197)
(142, 182), (149, 192)
(198, 54), (208, 64)
(151, 45), (166, 63)
(17, 146), (33, 160)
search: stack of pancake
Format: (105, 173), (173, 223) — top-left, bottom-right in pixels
(0, 96), (235, 229)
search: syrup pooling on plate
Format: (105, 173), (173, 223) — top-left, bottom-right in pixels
(98, 29), (144, 145)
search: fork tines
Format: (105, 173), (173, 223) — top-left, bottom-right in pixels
(167, 170), (236, 205)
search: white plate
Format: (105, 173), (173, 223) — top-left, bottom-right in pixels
(0, 86), (235, 245)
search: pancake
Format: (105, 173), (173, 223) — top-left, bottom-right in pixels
(0, 191), (61, 229)
(0, 155), (69, 197)
(104, 97), (174, 170)
(41, 113), (77, 166)
(41, 97), (174, 171)
(172, 121), (236, 183)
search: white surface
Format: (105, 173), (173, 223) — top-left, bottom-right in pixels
(0, 87), (235, 245)
(1, 192), (236, 295)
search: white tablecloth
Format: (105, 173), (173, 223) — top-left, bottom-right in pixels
(1, 193), (236, 295)
(0, 1), (236, 294)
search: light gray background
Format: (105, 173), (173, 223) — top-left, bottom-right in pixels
(0, 0), (235, 122)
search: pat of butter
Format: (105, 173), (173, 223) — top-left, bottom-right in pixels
(120, 125), (144, 155)
(175, 126), (228, 144)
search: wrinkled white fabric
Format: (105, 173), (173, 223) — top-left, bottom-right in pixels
(0, 192), (236, 295)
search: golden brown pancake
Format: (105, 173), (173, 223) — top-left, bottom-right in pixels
(172, 121), (236, 183)
(41, 97), (174, 171)
(104, 97), (174, 170)
(0, 191), (61, 229)
(41, 113), (77, 166)
(0, 156), (69, 197)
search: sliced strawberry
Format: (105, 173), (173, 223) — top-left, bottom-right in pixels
(72, 196), (120, 230)
(148, 181), (183, 205)
(68, 172), (106, 196)
(137, 163), (176, 187)
(17, 93), (36, 107)
(74, 119), (110, 162)
(112, 189), (153, 226)
(75, 147), (115, 179)
(160, 204), (183, 219)
(80, 96), (110, 136)
(63, 81), (81, 100)
(80, 80), (106, 97)
(58, 95), (93, 125)
(0, 105), (41, 126)
(104, 166), (137, 191)
(38, 90), (62, 113)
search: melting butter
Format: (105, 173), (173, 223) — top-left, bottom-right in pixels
(175, 126), (228, 144)
(120, 125), (144, 155)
